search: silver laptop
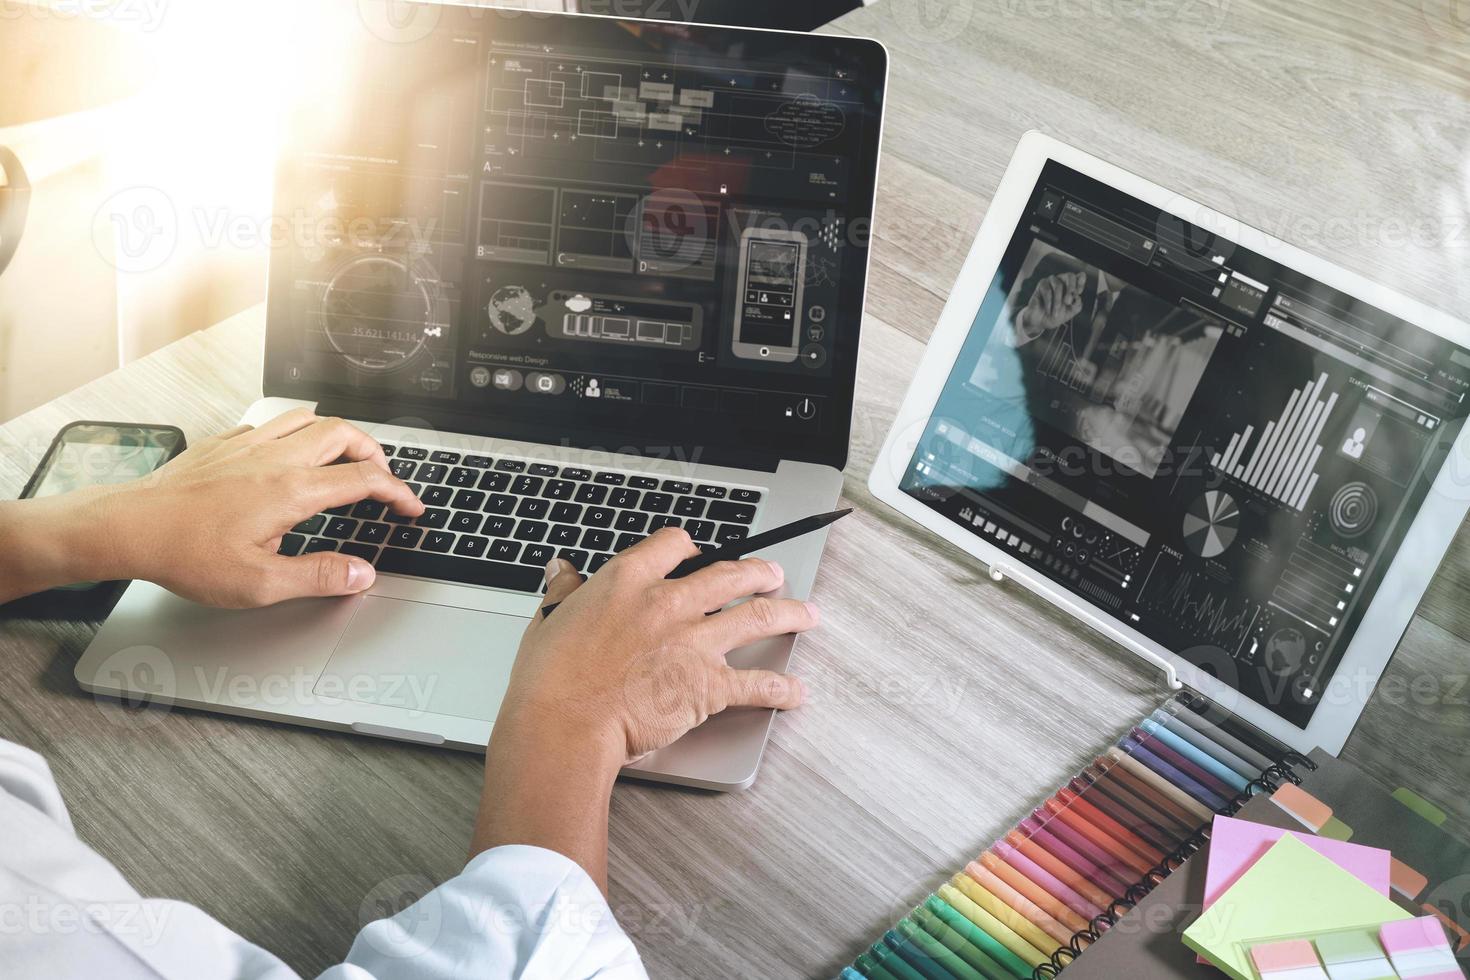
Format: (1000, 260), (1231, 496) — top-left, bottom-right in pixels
(76, 4), (887, 791)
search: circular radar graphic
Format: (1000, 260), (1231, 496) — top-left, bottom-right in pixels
(1329, 482), (1377, 538)
(321, 255), (434, 373)
(1182, 490), (1239, 558)
(486, 284), (537, 335)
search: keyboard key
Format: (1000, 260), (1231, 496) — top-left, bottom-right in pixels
(463, 454), (493, 468)
(405, 483), (423, 497)
(417, 463), (448, 484)
(521, 543), (555, 566)
(422, 531), (455, 552)
(548, 502), (582, 523)
(529, 463), (559, 477)
(560, 467), (592, 481)
(325, 517), (358, 539)
(379, 444), (396, 457)
(730, 488), (762, 503)
(543, 480), (575, 501)
(548, 524), (581, 547)
(594, 472), (626, 486)
(515, 498), (549, 519)
(386, 507), (416, 527)
(375, 548), (542, 592)
(356, 521), (390, 544)
(430, 450), (460, 464)
(339, 542), (379, 562)
(304, 537), (338, 553)
(557, 548), (589, 571)
(608, 487), (640, 509)
(685, 519), (715, 542)
(614, 532), (644, 552)
(495, 459), (526, 472)
(588, 553), (612, 573)
(390, 459), (418, 479)
(661, 480), (692, 494)
(707, 501), (756, 524)
(629, 476), (660, 490)
(482, 515), (516, 538)
(478, 471), (511, 492)
(292, 514), (326, 535)
(640, 492), (673, 514)
(489, 539), (521, 562)
(581, 528), (614, 551)
(326, 504), (354, 517)
(615, 511), (648, 533)
(674, 496), (705, 518)
(452, 489), (486, 511)
(398, 446), (428, 460)
(454, 535), (489, 558)
(715, 524), (747, 544)
(415, 508), (449, 529)
(511, 475), (543, 496)
(575, 484), (608, 505)
(352, 500), (387, 520)
(649, 515), (681, 531)
(422, 485), (453, 507)
(388, 526), (423, 548)
(695, 484), (727, 498)
(514, 520), (549, 542)
(278, 533), (306, 556)
(582, 507), (615, 528)
(449, 512), (482, 534)
(484, 494), (516, 515)
(448, 467), (479, 488)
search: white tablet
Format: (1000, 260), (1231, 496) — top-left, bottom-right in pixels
(869, 132), (1470, 754)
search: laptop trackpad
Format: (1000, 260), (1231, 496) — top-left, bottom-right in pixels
(315, 596), (530, 722)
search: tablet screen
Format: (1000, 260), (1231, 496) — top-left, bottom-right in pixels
(902, 160), (1470, 726)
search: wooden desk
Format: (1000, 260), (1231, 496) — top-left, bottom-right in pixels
(3, 3), (1468, 975)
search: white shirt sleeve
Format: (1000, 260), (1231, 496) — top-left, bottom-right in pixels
(0, 739), (646, 980)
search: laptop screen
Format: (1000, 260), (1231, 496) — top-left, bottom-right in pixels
(902, 159), (1470, 728)
(264, 5), (885, 468)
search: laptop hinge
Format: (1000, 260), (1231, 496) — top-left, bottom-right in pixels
(310, 394), (785, 473)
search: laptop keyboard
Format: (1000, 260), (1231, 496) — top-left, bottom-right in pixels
(277, 444), (766, 594)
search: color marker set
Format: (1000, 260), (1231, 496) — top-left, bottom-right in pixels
(838, 693), (1310, 980)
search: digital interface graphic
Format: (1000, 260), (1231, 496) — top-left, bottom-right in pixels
(904, 161), (1470, 727)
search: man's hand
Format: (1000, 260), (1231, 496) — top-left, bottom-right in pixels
(1015, 270), (1086, 344)
(0, 409), (423, 607)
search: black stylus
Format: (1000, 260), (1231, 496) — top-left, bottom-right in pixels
(539, 507), (852, 619)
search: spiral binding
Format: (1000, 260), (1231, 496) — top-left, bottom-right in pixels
(1027, 747), (1319, 979)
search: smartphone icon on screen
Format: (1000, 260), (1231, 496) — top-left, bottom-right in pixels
(730, 227), (806, 363)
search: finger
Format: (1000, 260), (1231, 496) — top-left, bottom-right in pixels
(610, 526), (699, 577)
(251, 551), (376, 605)
(297, 460), (424, 517)
(722, 668), (805, 711)
(699, 595), (820, 650)
(243, 407), (320, 442)
(677, 557), (784, 612)
(279, 417), (389, 469)
(536, 558), (584, 618)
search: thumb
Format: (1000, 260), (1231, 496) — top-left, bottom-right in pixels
(537, 558), (584, 616)
(259, 551), (375, 604)
(723, 668), (806, 711)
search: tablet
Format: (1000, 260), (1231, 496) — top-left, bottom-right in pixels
(869, 132), (1470, 754)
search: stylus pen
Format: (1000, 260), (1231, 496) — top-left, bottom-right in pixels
(539, 507), (852, 619)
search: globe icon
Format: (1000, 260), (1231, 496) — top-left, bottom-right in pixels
(487, 284), (537, 335)
(1264, 628), (1307, 677)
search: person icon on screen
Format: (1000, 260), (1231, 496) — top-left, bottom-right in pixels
(1341, 426), (1367, 459)
(585, 378), (601, 399)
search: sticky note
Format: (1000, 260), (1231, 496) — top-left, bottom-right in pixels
(1380, 916), (1461, 979)
(1390, 858), (1429, 901)
(1313, 930), (1396, 980)
(1271, 783), (1334, 832)
(1417, 904), (1470, 953)
(1250, 939), (1327, 979)
(1392, 788), (1448, 827)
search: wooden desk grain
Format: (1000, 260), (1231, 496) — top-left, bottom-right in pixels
(3, 2), (1469, 976)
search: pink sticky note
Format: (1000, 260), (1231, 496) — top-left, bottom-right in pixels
(1381, 916), (1460, 979)
(1197, 816), (1391, 965)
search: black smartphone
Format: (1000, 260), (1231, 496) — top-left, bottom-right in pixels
(18, 421), (186, 594)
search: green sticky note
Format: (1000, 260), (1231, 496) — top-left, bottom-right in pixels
(1182, 834), (1410, 980)
(1393, 787), (1448, 826)
(1314, 928), (1394, 975)
(1319, 815), (1354, 841)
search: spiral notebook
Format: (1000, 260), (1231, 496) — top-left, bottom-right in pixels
(839, 690), (1470, 980)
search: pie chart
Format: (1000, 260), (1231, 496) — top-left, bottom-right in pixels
(1183, 490), (1239, 558)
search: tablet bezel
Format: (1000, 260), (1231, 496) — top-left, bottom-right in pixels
(868, 131), (1470, 754)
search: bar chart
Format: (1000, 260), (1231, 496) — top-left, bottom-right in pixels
(1212, 372), (1339, 510)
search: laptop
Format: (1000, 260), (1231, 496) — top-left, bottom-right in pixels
(870, 132), (1470, 756)
(75, 4), (887, 792)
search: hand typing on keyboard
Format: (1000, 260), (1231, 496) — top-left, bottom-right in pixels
(471, 526), (818, 888)
(0, 409), (424, 608)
